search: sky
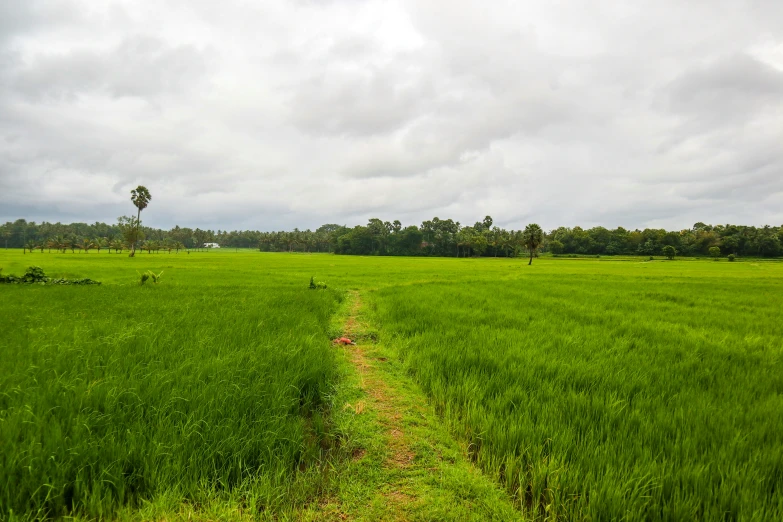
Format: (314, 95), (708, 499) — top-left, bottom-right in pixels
(1, 0), (782, 232)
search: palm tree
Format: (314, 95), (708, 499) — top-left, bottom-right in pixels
(110, 239), (124, 253)
(522, 223), (544, 265)
(130, 185), (152, 257)
(1, 225), (10, 249)
(46, 238), (58, 253)
(24, 240), (36, 254)
(81, 238), (95, 253)
(94, 237), (107, 254)
(53, 235), (66, 253)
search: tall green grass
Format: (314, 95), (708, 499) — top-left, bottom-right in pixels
(369, 260), (783, 520)
(0, 252), (340, 519)
(3, 251), (783, 520)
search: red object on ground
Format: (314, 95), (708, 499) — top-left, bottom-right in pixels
(333, 337), (356, 345)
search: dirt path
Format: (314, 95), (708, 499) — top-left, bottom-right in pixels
(343, 292), (417, 507)
(300, 290), (523, 522)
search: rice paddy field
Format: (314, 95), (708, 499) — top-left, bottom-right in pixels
(1, 250), (782, 521)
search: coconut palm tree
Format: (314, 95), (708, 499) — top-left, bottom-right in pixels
(522, 224), (544, 265)
(129, 186), (152, 257)
(94, 237), (107, 254)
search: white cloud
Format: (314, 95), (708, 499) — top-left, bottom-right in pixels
(1, 0), (782, 231)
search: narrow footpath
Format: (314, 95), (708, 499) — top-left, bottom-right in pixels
(297, 290), (523, 522)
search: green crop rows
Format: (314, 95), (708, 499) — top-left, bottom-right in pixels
(1, 250), (781, 520)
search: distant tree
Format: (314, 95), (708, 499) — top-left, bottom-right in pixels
(53, 235), (68, 253)
(118, 216), (143, 253)
(663, 245), (676, 260)
(471, 233), (488, 257)
(94, 237), (107, 254)
(24, 240), (36, 254)
(398, 226), (423, 254)
(482, 215), (493, 231)
(130, 186), (152, 257)
(522, 223), (544, 265)
(2, 224), (11, 249)
(709, 246), (721, 259)
(549, 239), (564, 255)
(109, 239), (124, 253)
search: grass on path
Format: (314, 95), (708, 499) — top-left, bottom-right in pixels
(294, 290), (523, 522)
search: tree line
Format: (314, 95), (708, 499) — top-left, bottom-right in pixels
(3, 216), (781, 258)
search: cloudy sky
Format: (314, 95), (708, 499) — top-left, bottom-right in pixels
(1, 0), (782, 232)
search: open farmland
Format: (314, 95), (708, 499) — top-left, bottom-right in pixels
(1, 250), (782, 520)
(0, 251), (341, 520)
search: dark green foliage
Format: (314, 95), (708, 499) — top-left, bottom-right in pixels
(0, 266), (101, 285)
(728, 254), (736, 262)
(5, 218), (783, 258)
(138, 270), (163, 285)
(309, 276), (327, 289)
(662, 245), (676, 259)
(522, 223), (544, 265)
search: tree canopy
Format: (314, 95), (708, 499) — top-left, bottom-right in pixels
(3, 218), (782, 259)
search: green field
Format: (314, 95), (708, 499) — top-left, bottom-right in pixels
(1, 250), (782, 520)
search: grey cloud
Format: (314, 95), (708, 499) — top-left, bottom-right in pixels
(10, 35), (211, 101)
(663, 53), (783, 123)
(0, 1), (79, 42)
(289, 62), (434, 137)
(2, 0), (783, 231)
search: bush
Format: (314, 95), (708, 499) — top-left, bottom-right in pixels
(728, 254), (735, 262)
(308, 276), (327, 290)
(662, 245), (676, 260)
(649, 256), (654, 261)
(0, 266), (101, 285)
(138, 270), (164, 285)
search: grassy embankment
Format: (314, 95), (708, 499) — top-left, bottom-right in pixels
(1, 250), (782, 520)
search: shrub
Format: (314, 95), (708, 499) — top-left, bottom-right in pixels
(649, 256), (654, 261)
(709, 246), (721, 259)
(309, 276), (327, 290)
(138, 270), (163, 285)
(728, 254), (735, 262)
(0, 266), (101, 285)
(662, 245), (676, 260)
